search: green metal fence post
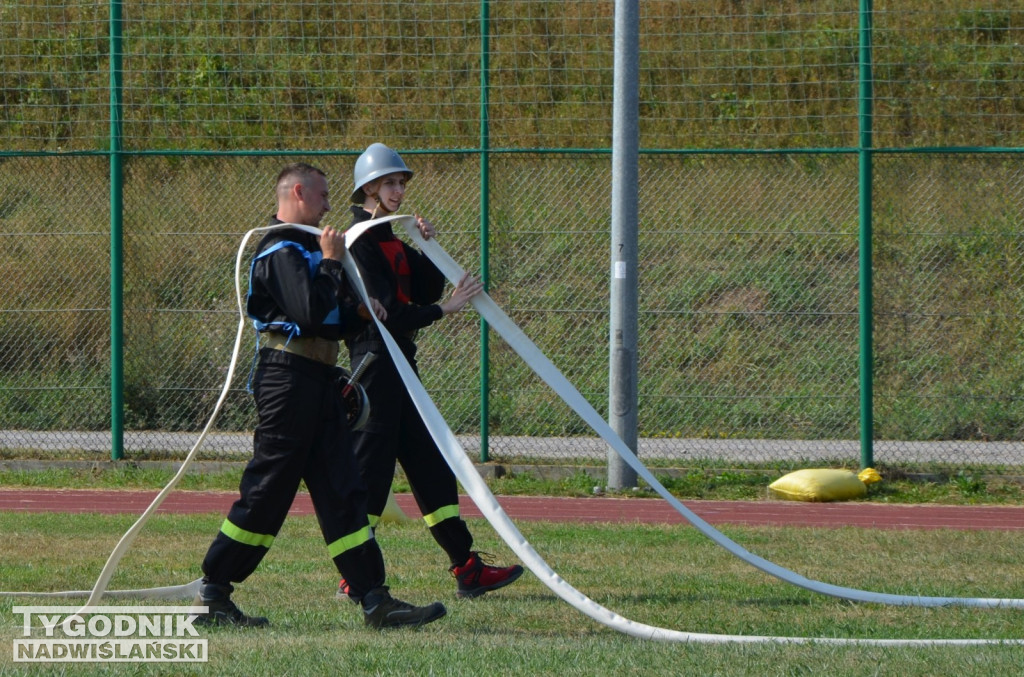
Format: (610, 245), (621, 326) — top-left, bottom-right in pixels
(479, 0), (491, 462)
(858, 0), (874, 469)
(109, 0), (125, 460)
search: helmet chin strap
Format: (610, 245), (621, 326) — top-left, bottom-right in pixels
(369, 193), (396, 221)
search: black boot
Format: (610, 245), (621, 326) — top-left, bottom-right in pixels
(193, 582), (269, 628)
(361, 586), (446, 629)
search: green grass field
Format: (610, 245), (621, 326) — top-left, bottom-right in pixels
(1, 512), (1023, 676)
(2, 460), (1024, 505)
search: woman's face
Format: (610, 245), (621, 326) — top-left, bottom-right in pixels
(368, 172), (408, 213)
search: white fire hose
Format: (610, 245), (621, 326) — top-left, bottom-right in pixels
(3, 215), (1021, 646)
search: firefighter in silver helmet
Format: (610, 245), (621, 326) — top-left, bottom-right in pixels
(336, 143), (524, 601)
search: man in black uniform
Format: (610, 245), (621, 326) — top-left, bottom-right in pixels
(195, 162), (446, 629)
(336, 144), (523, 601)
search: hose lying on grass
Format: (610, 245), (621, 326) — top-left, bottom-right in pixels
(4, 215), (1021, 646)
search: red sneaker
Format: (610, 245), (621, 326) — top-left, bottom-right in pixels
(450, 552), (524, 599)
(336, 577), (356, 603)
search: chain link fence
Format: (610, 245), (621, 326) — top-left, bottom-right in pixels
(1, 2), (1022, 471)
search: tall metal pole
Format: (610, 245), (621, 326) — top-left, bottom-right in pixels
(607, 0), (639, 489)
(109, 0), (125, 460)
(479, 0), (491, 462)
(858, 0), (874, 469)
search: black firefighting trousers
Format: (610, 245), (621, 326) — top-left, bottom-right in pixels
(201, 348), (386, 597)
(350, 342), (474, 567)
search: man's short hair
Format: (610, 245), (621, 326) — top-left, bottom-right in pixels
(276, 162), (326, 194)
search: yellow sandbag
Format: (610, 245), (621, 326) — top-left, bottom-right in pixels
(857, 467), (882, 485)
(768, 468), (880, 502)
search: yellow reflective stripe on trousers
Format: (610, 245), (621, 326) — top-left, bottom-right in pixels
(422, 504), (459, 527)
(220, 519), (275, 549)
(327, 525), (374, 559)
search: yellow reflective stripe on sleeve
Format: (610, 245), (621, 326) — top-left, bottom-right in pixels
(220, 518), (275, 549)
(327, 525), (374, 559)
(368, 514), (381, 529)
(422, 504), (460, 527)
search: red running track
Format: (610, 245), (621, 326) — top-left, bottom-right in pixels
(1, 489), (1022, 531)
